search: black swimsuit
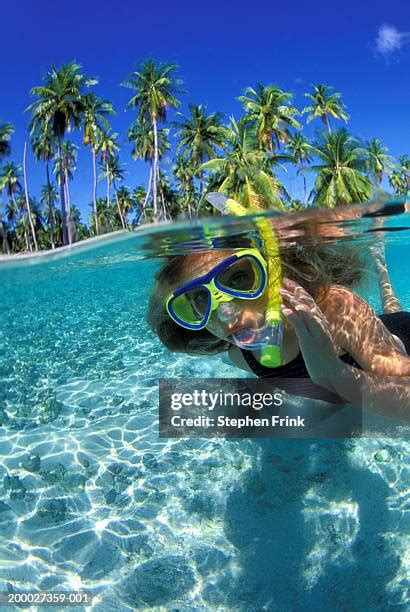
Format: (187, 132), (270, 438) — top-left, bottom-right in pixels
(240, 312), (410, 404)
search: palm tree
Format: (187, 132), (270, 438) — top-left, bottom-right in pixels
(0, 161), (22, 205)
(90, 197), (116, 234)
(306, 129), (372, 206)
(27, 61), (97, 244)
(389, 156), (410, 194)
(0, 212), (10, 254)
(201, 118), (288, 210)
(239, 84), (300, 152)
(0, 121), (13, 159)
(82, 93), (115, 235)
(0, 162), (26, 250)
(69, 204), (88, 240)
(97, 130), (119, 219)
(99, 154), (126, 229)
(16, 211), (31, 251)
(40, 182), (59, 248)
(116, 186), (134, 226)
(286, 133), (312, 203)
(128, 119), (170, 216)
(388, 170), (406, 194)
(4, 198), (19, 233)
(174, 153), (197, 217)
(123, 59), (184, 221)
(31, 124), (57, 246)
(364, 139), (394, 188)
(398, 155), (410, 192)
(174, 104), (226, 195)
(53, 141), (78, 222)
(302, 84), (349, 133)
(22, 141), (38, 250)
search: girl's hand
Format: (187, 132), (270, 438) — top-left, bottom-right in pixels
(279, 278), (347, 389)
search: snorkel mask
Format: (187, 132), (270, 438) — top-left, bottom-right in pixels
(204, 193), (284, 367)
(166, 249), (268, 332)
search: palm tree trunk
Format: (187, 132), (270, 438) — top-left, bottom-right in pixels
(65, 167), (75, 244)
(198, 151), (205, 207)
(0, 220), (10, 255)
(106, 160), (110, 210)
(199, 170), (204, 199)
(325, 114), (331, 133)
(65, 170), (71, 216)
(46, 161), (56, 249)
(57, 138), (68, 246)
(24, 228), (30, 252)
(156, 165), (168, 221)
(152, 114), (159, 222)
(113, 180), (126, 229)
(143, 162), (153, 216)
(23, 142), (38, 251)
(106, 160), (113, 231)
(92, 147), (99, 235)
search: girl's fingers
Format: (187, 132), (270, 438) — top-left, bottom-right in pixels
(280, 285), (316, 308)
(282, 277), (299, 289)
(281, 304), (310, 336)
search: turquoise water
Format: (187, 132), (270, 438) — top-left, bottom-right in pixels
(0, 206), (410, 610)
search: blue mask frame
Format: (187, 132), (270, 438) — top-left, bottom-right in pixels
(166, 249), (268, 330)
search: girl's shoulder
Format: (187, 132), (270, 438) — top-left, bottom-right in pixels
(317, 284), (365, 315)
(317, 284), (374, 342)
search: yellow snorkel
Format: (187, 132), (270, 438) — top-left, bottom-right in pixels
(205, 192), (283, 367)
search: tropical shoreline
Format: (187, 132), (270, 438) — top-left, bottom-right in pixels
(1, 59), (409, 258)
(0, 229), (135, 266)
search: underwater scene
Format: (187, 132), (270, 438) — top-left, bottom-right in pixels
(1, 202), (410, 610)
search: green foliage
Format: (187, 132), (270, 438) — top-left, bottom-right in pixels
(128, 120), (169, 162)
(200, 118), (288, 210)
(306, 129), (372, 206)
(389, 155), (410, 194)
(364, 138), (394, 186)
(174, 104), (226, 165)
(27, 61), (97, 138)
(0, 161), (23, 198)
(123, 59), (184, 122)
(0, 61), (407, 254)
(0, 121), (14, 159)
(82, 93), (115, 147)
(239, 83), (300, 151)
(53, 141), (78, 184)
(302, 84), (349, 132)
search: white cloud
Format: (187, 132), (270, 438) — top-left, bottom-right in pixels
(376, 24), (410, 56)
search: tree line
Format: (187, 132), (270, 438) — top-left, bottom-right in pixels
(0, 59), (409, 255)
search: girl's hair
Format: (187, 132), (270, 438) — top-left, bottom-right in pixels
(146, 241), (370, 356)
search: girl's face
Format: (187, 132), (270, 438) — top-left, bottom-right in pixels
(173, 250), (268, 343)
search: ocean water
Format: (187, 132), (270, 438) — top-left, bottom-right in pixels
(0, 202), (410, 610)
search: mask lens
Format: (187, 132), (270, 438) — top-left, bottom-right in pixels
(170, 287), (210, 326)
(216, 256), (263, 295)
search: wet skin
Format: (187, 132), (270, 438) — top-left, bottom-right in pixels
(174, 250), (410, 385)
(163, 249), (410, 416)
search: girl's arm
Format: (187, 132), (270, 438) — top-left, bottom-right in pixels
(280, 280), (410, 419)
(326, 365), (410, 420)
(321, 285), (410, 377)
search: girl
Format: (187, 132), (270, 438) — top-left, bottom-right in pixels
(147, 240), (410, 419)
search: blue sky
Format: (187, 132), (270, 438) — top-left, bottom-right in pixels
(1, 0), (410, 219)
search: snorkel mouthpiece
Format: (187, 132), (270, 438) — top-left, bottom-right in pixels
(205, 192), (283, 367)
